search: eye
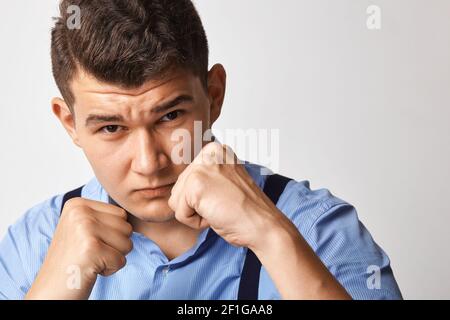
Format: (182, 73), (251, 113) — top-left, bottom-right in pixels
(160, 110), (185, 122)
(98, 125), (124, 134)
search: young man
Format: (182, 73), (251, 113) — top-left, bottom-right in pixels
(0, 0), (402, 300)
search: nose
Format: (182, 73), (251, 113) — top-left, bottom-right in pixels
(130, 129), (169, 176)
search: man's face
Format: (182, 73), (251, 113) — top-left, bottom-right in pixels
(55, 67), (224, 223)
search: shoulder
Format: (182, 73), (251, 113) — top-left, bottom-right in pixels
(245, 162), (403, 299)
(0, 177), (102, 299)
(8, 194), (63, 245)
(0, 194), (63, 299)
(244, 161), (347, 236)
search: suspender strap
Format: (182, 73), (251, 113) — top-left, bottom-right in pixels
(59, 185), (84, 215)
(237, 173), (292, 300)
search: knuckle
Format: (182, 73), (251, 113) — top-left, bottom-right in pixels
(174, 209), (183, 221)
(118, 255), (127, 269)
(123, 223), (133, 237)
(189, 172), (206, 198)
(125, 239), (133, 253)
(117, 208), (127, 219)
(109, 253), (126, 271)
(208, 141), (222, 151)
(189, 171), (205, 187)
(207, 142), (222, 154)
(62, 200), (84, 217)
(203, 142), (214, 152)
(75, 214), (96, 230)
(64, 197), (83, 209)
(64, 204), (91, 221)
(174, 210), (191, 226)
(81, 236), (102, 255)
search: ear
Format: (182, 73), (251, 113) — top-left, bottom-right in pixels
(207, 64), (227, 126)
(51, 97), (81, 148)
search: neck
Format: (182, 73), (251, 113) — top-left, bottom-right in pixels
(127, 214), (204, 261)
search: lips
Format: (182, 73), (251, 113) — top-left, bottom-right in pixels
(135, 183), (175, 198)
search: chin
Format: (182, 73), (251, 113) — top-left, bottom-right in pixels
(131, 198), (176, 223)
(137, 211), (176, 223)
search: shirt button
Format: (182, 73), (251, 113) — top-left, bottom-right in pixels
(162, 266), (170, 275)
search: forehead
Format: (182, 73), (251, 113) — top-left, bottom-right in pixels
(70, 68), (203, 113)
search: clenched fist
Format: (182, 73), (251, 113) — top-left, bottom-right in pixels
(26, 198), (133, 300)
(168, 142), (285, 251)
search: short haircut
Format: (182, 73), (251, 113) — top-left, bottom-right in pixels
(51, 0), (209, 112)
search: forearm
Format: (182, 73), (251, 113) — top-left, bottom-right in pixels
(25, 260), (96, 300)
(250, 213), (351, 300)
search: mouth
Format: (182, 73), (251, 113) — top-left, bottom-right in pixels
(135, 183), (175, 198)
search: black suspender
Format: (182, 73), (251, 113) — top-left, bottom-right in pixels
(237, 174), (292, 300)
(59, 185), (84, 215)
(59, 174), (293, 301)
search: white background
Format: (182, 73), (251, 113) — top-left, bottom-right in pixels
(0, 1), (449, 299)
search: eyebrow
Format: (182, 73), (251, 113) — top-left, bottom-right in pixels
(84, 94), (194, 127)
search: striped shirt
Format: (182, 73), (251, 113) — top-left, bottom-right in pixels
(0, 162), (402, 299)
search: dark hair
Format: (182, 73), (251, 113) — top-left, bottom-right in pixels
(51, 0), (209, 112)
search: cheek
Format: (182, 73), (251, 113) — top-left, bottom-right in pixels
(82, 142), (127, 179)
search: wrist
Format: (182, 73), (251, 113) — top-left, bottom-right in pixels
(248, 209), (300, 260)
(26, 261), (97, 300)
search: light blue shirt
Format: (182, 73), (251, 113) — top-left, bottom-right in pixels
(0, 162), (402, 299)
